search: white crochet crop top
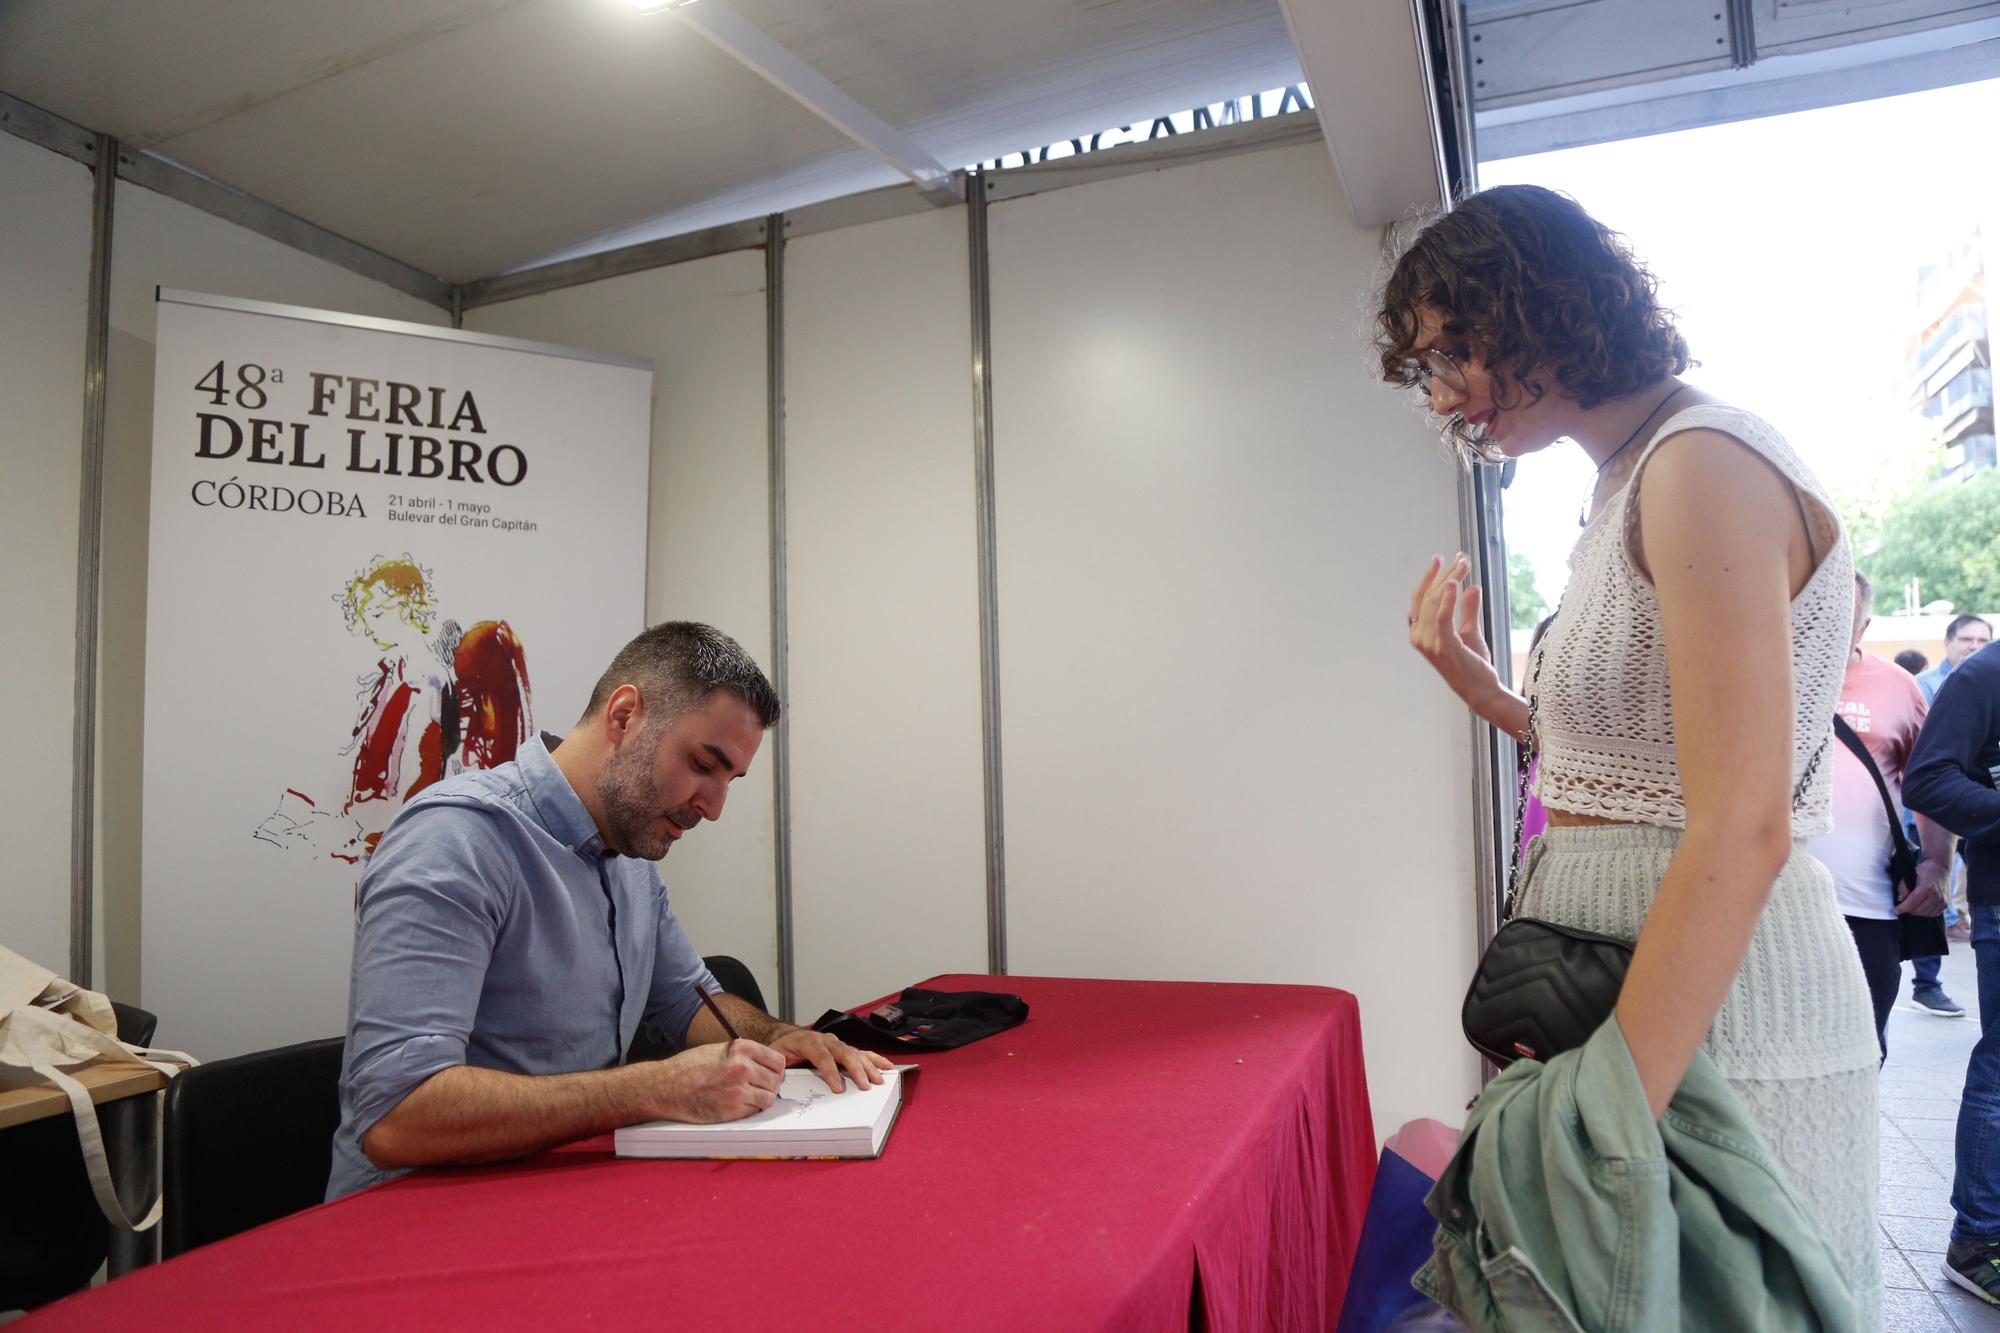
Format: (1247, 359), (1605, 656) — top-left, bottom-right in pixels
(1527, 404), (1851, 836)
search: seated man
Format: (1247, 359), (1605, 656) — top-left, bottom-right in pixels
(326, 620), (888, 1200)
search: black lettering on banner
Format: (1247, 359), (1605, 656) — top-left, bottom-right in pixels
(247, 419), (285, 465)
(236, 363), (268, 411)
(288, 422), (325, 468)
(448, 439), (484, 483)
(408, 436), (444, 479)
(346, 427), (380, 474)
(195, 362), (277, 409)
(386, 381), (422, 427)
(374, 432), (408, 476)
(309, 372), (341, 417)
(196, 361), (228, 406)
(983, 88), (1308, 179)
(447, 391), (485, 435)
(196, 413), (242, 459)
(189, 476), (362, 519)
(487, 445), (527, 487)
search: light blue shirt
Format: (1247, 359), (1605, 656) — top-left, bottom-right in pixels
(1917, 658), (1954, 706)
(326, 734), (718, 1199)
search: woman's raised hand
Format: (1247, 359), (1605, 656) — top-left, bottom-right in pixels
(1408, 554), (1502, 710)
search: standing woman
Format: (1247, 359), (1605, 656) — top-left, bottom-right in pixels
(1380, 186), (1880, 1309)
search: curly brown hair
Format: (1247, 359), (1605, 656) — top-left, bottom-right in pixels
(1375, 185), (1690, 415)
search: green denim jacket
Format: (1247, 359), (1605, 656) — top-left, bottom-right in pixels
(1413, 1018), (1861, 1331)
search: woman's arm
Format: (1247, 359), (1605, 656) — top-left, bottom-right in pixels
(1617, 430), (1811, 1117)
(1409, 553), (1531, 739)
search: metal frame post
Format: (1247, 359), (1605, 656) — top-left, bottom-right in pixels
(765, 213), (796, 1021)
(70, 132), (116, 985)
(1459, 466), (1513, 955)
(967, 174), (1008, 976)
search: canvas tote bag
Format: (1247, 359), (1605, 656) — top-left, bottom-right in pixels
(0, 944), (196, 1231)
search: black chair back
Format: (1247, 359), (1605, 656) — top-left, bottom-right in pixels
(111, 1001), (158, 1049)
(703, 954), (768, 1015)
(626, 955), (770, 1063)
(161, 1037), (345, 1259)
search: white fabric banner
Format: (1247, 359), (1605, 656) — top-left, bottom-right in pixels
(141, 291), (652, 1060)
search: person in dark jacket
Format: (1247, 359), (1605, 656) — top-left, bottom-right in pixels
(1903, 639), (2000, 1304)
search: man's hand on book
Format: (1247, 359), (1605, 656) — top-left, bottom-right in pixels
(647, 1038), (786, 1121)
(767, 1027), (895, 1093)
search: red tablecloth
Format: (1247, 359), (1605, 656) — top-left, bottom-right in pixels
(26, 975), (1376, 1332)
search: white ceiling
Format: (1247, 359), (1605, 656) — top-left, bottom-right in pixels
(0, 0), (1313, 283)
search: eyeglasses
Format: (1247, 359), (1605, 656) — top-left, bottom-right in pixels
(1413, 347), (1467, 399)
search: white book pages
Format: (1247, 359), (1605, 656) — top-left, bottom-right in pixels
(613, 1066), (911, 1160)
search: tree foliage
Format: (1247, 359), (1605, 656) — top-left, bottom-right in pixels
(1508, 550), (1549, 631)
(1851, 465), (2000, 617)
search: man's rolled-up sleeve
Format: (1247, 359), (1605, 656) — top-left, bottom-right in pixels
(341, 803), (515, 1141)
(642, 872), (721, 1050)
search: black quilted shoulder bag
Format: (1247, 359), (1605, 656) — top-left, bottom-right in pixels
(1461, 627), (1827, 1068)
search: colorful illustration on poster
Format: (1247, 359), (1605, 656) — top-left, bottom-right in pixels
(254, 553), (532, 872)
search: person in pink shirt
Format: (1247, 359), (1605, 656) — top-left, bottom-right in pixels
(1808, 570), (1957, 1058)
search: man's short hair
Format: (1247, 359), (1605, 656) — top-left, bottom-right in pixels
(1946, 614), (1993, 644)
(1895, 650), (1929, 675)
(1853, 569), (1874, 611)
(581, 622), (781, 729)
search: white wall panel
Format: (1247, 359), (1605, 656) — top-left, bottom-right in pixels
(465, 252), (779, 996)
(785, 208), (989, 1019)
(0, 134), (91, 974)
(106, 182), (449, 1026)
(988, 142), (1481, 1134)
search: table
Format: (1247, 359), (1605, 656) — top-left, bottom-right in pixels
(23, 975), (1376, 1331)
(0, 1063), (170, 1131)
(1, 1061), (180, 1278)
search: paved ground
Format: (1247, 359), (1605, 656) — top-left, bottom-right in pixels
(1880, 944), (2000, 1331)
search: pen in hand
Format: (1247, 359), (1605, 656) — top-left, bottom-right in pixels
(693, 981), (742, 1042)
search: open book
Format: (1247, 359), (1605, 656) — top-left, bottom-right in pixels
(614, 1065), (913, 1160)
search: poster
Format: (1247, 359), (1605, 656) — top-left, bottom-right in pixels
(141, 290), (652, 1060)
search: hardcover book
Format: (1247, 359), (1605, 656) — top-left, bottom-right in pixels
(614, 1066), (912, 1160)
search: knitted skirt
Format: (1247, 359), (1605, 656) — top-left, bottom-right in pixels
(1516, 824), (1883, 1323)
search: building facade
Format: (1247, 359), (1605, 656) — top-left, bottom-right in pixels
(1908, 227), (1995, 482)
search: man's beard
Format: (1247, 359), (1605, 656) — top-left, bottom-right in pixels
(598, 725), (691, 860)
